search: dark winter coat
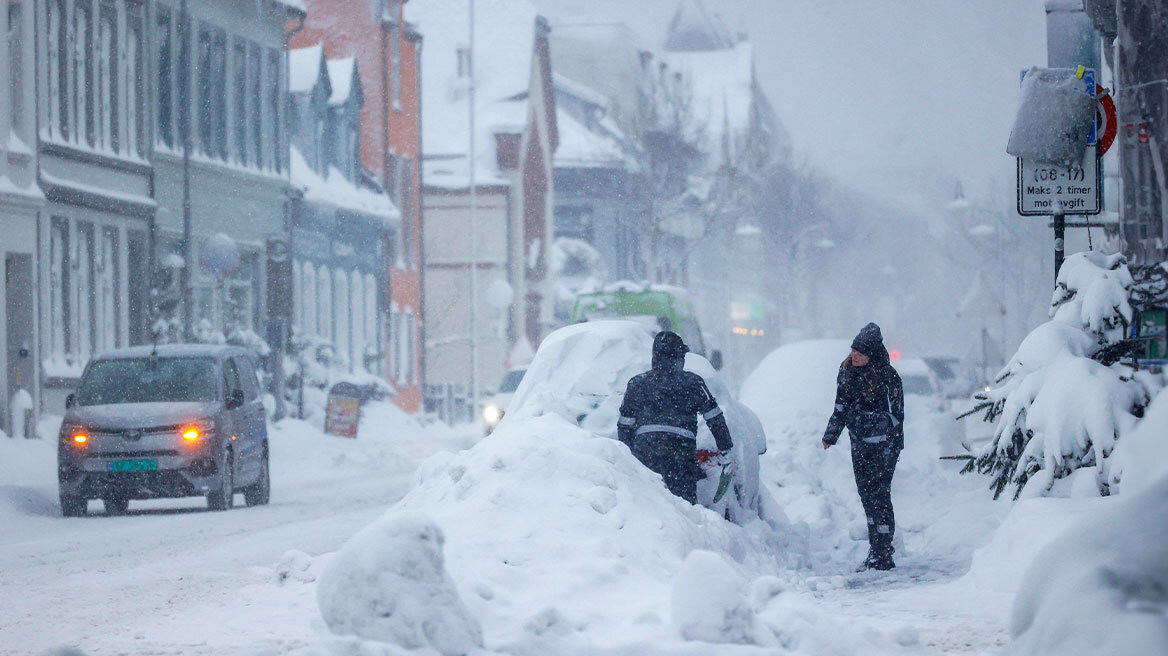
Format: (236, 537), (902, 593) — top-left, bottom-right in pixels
(823, 323), (905, 451)
(618, 332), (733, 452)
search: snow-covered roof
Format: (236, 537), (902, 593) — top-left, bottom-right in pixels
(289, 44), (325, 95)
(326, 57), (358, 106)
(407, 0), (539, 185)
(553, 72), (609, 111)
(554, 109), (626, 169)
(662, 41), (759, 158)
(292, 147), (401, 223)
(664, 0), (735, 52)
(272, 0), (307, 15)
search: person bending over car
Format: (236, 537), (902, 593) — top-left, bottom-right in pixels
(618, 331), (733, 503)
(822, 322), (905, 571)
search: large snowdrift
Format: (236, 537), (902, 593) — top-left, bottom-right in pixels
(304, 325), (928, 654)
(1005, 475), (1168, 655)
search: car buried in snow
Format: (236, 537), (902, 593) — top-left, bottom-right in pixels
(481, 367), (527, 434)
(57, 344), (270, 516)
(500, 320), (769, 523)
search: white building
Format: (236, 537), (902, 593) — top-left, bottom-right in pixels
(1, 1), (43, 436)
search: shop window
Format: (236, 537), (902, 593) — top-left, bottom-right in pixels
(9, 1), (24, 135)
(75, 2), (94, 146)
(50, 219), (71, 360)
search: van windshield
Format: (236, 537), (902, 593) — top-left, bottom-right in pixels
(77, 357), (218, 405)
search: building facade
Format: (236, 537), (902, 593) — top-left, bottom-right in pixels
(409, 0), (558, 418)
(34, 0), (157, 413)
(1, 0), (43, 436)
(292, 0), (424, 412)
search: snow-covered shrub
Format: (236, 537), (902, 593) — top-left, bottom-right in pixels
(315, 512), (482, 655)
(284, 330), (392, 426)
(964, 252), (1155, 498)
(552, 237), (606, 322)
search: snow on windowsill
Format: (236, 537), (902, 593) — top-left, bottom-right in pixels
(39, 171), (155, 207)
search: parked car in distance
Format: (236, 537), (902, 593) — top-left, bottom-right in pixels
(896, 357), (947, 411)
(482, 367), (527, 434)
(921, 355), (978, 399)
(58, 344), (270, 516)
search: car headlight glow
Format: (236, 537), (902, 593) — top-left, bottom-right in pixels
(482, 404), (503, 425)
(72, 432), (89, 446)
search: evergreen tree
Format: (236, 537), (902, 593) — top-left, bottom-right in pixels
(961, 252), (1156, 499)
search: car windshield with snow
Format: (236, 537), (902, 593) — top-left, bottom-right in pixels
(58, 345), (270, 517)
(77, 357), (219, 405)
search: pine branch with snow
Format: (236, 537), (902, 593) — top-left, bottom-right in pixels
(962, 252), (1156, 499)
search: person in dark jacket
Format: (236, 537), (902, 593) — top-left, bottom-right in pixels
(618, 331), (734, 503)
(822, 322), (905, 571)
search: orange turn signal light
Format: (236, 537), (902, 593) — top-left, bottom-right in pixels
(72, 433), (89, 445)
(181, 427), (200, 442)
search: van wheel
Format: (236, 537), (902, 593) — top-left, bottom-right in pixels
(60, 494), (86, 517)
(103, 497), (129, 515)
(243, 446), (270, 507)
(207, 450), (234, 511)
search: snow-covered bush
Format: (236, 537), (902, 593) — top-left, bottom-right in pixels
(284, 330), (392, 426)
(316, 512), (483, 655)
(552, 237), (606, 323)
(963, 252), (1156, 499)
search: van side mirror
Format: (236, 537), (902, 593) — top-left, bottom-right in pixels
(710, 350), (724, 371)
(65, 393), (76, 409)
(227, 389), (245, 410)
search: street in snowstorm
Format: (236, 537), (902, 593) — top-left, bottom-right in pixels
(1, 1), (1167, 655)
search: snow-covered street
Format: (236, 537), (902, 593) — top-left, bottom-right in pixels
(0, 408), (477, 655)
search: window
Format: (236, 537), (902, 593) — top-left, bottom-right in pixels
(156, 6), (173, 147)
(267, 49), (282, 172)
(75, 222), (95, 362)
(98, 2), (118, 152)
(127, 231), (148, 345)
(364, 273), (378, 373)
(47, 0), (65, 139)
(50, 219), (71, 360)
(302, 261), (317, 338)
(456, 45), (471, 78)
(75, 2), (93, 146)
(335, 269), (350, 368)
(213, 30), (227, 160)
(127, 6), (145, 157)
(393, 310), (415, 385)
(95, 227), (120, 353)
(391, 17), (401, 110)
(317, 265), (331, 341)
(350, 274), (365, 370)
(222, 358), (241, 400)
(249, 44), (262, 167)
(198, 25), (227, 159)
(9, 1), (23, 135)
(198, 27), (214, 155)
(401, 157), (414, 266)
(233, 41), (247, 166)
(235, 356), (260, 401)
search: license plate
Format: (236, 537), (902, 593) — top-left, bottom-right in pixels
(108, 459), (158, 472)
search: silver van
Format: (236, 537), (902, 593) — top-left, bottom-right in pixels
(57, 344), (270, 516)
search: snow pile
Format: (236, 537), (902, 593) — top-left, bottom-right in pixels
(964, 251), (1156, 498)
(316, 513), (483, 655)
(670, 550), (766, 644)
(1112, 387), (1168, 494)
(1004, 475), (1168, 655)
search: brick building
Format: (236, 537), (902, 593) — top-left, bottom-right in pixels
(291, 0), (424, 412)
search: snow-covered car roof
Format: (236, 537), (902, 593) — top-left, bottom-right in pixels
(90, 344), (251, 361)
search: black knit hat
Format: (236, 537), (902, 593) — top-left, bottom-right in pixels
(652, 330), (689, 367)
(850, 322), (884, 357)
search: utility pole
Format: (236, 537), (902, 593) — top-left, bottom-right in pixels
(467, 0), (480, 421)
(179, 0), (193, 342)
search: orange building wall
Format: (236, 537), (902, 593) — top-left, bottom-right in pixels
(290, 0), (424, 413)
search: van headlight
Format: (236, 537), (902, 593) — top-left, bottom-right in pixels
(482, 404), (503, 426)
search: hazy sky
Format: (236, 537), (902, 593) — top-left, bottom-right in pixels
(534, 0), (1049, 210)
